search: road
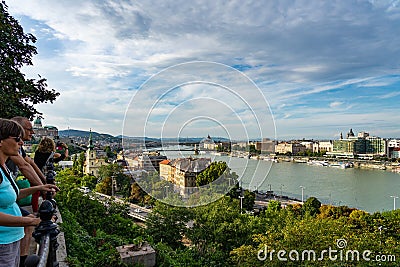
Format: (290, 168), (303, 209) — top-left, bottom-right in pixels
(92, 192), (151, 221)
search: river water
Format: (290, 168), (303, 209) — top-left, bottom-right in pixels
(160, 148), (400, 213)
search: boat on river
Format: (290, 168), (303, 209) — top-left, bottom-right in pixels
(308, 160), (329, 167)
(329, 162), (352, 169)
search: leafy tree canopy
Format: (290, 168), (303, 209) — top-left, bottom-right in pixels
(196, 161), (228, 186)
(0, 1), (59, 119)
(302, 196), (322, 217)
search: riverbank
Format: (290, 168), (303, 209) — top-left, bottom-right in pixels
(257, 154), (400, 173)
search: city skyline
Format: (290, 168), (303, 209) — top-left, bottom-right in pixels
(6, 0), (400, 139)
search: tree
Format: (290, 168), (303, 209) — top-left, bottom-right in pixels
(146, 202), (192, 249)
(104, 145), (114, 159)
(302, 197), (321, 217)
(96, 164), (131, 197)
(242, 189), (255, 211)
(0, 1), (59, 119)
(266, 200), (282, 213)
(129, 181), (149, 204)
(72, 152), (85, 176)
(196, 161), (228, 186)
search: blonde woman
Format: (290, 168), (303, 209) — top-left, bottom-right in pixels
(34, 137), (68, 173)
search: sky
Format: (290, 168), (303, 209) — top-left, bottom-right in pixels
(6, 0), (400, 140)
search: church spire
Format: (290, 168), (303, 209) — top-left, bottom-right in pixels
(88, 129), (94, 149)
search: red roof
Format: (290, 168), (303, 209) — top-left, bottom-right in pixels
(159, 159), (170, 165)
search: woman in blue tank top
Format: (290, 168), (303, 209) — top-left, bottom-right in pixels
(0, 119), (59, 267)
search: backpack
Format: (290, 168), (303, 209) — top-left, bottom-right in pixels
(16, 178), (32, 206)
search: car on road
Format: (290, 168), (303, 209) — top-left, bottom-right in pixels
(134, 208), (142, 213)
(81, 186), (90, 194)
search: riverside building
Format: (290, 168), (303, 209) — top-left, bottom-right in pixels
(160, 157), (211, 196)
(328, 129), (387, 158)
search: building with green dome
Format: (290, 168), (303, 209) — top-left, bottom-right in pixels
(32, 117), (59, 139)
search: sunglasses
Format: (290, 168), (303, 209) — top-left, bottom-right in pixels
(9, 136), (22, 142)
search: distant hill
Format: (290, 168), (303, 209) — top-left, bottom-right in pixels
(58, 129), (114, 138)
(160, 137), (231, 143)
(60, 130), (233, 142)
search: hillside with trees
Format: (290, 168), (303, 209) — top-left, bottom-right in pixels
(55, 168), (399, 266)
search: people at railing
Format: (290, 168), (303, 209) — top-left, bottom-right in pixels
(5, 117), (47, 266)
(0, 118), (59, 267)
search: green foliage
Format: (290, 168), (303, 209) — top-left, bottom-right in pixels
(72, 152), (85, 176)
(187, 197), (253, 254)
(318, 204), (354, 219)
(0, 1), (59, 119)
(96, 164), (131, 197)
(56, 172), (144, 266)
(129, 181), (150, 204)
(267, 200), (282, 213)
(242, 189), (256, 211)
(154, 242), (215, 267)
(104, 145), (115, 159)
(59, 208), (128, 267)
(80, 174), (98, 190)
(96, 176), (112, 195)
(55, 171), (400, 266)
(146, 202), (192, 249)
(196, 161), (228, 186)
(302, 196), (322, 217)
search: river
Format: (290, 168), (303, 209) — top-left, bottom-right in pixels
(160, 147), (400, 213)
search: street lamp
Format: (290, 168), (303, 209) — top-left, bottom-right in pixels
(299, 186), (305, 203)
(164, 185), (169, 198)
(390, 195), (399, 210)
(111, 176), (115, 196)
(239, 196), (244, 214)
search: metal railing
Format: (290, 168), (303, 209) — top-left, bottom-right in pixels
(25, 196), (60, 267)
(25, 168), (60, 267)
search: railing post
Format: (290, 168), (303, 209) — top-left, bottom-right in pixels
(27, 190), (60, 267)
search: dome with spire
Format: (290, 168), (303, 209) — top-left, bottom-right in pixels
(346, 128), (355, 138)
(33, 117), (42, 128)
(200, 134), (215, 150)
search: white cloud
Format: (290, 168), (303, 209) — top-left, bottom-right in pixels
(5, 0), (400, 138)
(329, 101), (343, 108)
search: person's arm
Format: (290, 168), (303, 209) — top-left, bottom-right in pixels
(8, 154), (44, 186)
(0, 212), (41, 226)
(54, 144), (68, 163)
(24, 156), (46, 184)
(63, 145), (69, 158)
(17, 184), (59, 200)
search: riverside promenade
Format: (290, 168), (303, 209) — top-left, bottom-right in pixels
(253, 191), (303, 210)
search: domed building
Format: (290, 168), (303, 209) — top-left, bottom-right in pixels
(33, 117), (59, 139)
(200, 135), (216, 150)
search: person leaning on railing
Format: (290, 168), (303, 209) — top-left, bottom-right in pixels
(6, 116), (48, 267)
(0, 119), (59, 267)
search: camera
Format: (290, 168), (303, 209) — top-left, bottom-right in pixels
(56, 141), (63, 151)
(45, 158), (56, 184)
